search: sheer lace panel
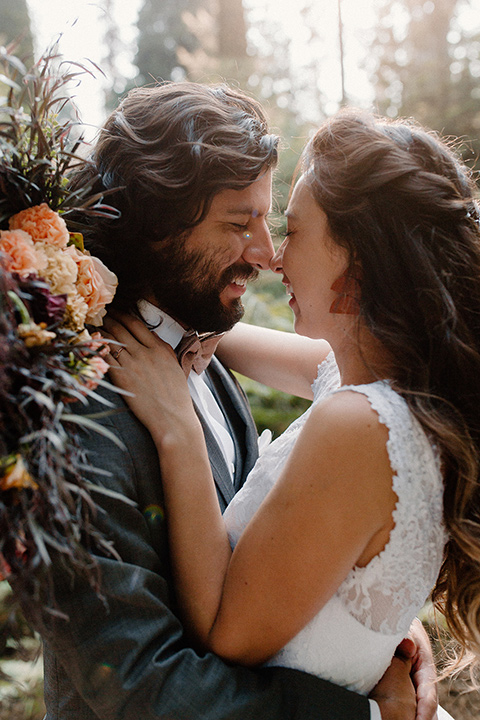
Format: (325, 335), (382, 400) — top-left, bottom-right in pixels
(334, 382), (446, 635)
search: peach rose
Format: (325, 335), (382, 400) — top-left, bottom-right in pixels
(67, 246), (117, 326)
(40, 242), (78, 296)
(65, 292), (89, 332)
(88, 331), (110, 356)
(79, 355), (110, 391)
(0, 229), (48, 277)
(10, 203), (69, 249)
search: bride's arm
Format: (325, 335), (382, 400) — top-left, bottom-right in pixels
(104, 315), (396, 661)
(200, 391), (396, 663)
(103, 315), (232, 641)
(216, 322), (331, 400)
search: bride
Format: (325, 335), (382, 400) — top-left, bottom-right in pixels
(104, 110), (480, 710)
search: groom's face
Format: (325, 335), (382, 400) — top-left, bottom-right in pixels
(150, 170), (274, 332)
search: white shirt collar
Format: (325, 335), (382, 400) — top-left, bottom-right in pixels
(137, 299), (185, 350)
(137, 300), (235, 479)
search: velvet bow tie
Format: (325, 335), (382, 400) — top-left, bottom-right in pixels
(176, 329), (224, 376)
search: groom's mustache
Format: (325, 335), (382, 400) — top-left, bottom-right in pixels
(220, 262), (259, 288)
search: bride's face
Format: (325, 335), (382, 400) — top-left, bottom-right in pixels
(271, 175), (350, 339)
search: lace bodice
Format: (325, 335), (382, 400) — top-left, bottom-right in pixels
(223, 353), (448, 694)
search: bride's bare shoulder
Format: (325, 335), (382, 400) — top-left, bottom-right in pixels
(309, 387), (387, 439)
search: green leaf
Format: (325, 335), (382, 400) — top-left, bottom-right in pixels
(60, 413), (126, 450)
(84, 480), (137, 506)
(67, 232), (84, 251)
(20, 387), (56, 413)
(27, 517), (52, 568)
(0, 74), (21, 91)
(7, 290), (31, 324)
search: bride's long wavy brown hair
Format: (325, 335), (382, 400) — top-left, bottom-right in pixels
(303, 109), (480, 666)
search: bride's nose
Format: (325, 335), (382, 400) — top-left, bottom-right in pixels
(270, 242), (285, 273)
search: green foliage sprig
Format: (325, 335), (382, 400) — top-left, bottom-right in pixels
(0, 44), (126, 624)
(0, 43), (116, 228)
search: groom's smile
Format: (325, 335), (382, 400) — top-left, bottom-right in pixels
(150, 170), (274, 333)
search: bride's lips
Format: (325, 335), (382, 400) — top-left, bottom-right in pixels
(282, 275), (297, 308)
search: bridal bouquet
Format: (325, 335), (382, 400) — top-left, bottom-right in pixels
(0, 45), (122, 616)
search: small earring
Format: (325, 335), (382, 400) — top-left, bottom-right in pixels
(329, 269), (361, 315)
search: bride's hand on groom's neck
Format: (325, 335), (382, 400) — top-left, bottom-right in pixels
(102, 313), (200, 445)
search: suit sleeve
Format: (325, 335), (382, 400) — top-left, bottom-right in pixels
(34, 390), (370, 720)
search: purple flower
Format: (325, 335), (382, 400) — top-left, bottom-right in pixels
(43, 292), (68, 325)
(18, 277), (67, 326)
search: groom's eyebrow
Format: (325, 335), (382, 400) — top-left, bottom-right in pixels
(225, 206), (271, 217)
(226, 207), (253, 216)
(225, 204), (272, 217)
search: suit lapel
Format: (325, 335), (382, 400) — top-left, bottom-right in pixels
(191, 400), (235, 511)
(205, 357), (259, 491)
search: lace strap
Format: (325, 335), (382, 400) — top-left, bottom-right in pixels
(332, 381), (423, 493)
(330, 381), (447, 635)
(311, 351), (341, 403)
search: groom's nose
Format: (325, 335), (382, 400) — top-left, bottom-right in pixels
(270, 240), (285, 273)
(241, 221), (275, 271)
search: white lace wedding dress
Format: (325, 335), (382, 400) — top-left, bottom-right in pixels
(223, 353), (448, 695)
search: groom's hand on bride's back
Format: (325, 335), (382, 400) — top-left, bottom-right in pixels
(369, 651), (416, 720)
(400, 618), (439, 720)
(369, 619), (438, 720)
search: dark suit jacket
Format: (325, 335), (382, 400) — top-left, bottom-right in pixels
(38, 357), (369, 720)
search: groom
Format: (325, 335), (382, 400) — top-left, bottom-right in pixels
(38, 83), (433, 720)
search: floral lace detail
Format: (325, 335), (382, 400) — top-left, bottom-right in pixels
(224, 356), (448, 692)
(333, 381), (447, 636)
(311, 350), (341, 400)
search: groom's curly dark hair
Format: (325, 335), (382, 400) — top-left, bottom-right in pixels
(68, 83), (279, 311)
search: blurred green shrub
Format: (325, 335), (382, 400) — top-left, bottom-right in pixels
(241, 273), (312, 438)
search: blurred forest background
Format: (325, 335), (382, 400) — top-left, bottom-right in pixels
(1, 0), (480, 717)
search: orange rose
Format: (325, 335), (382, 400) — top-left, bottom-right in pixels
(68, 247), (117, 326)
(10, 203), (69, 248)
(0, 229), (48, 277)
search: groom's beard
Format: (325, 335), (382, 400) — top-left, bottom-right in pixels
(150, 243), (258, 333)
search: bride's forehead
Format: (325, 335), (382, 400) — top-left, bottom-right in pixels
(287, 176), (317, 217)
